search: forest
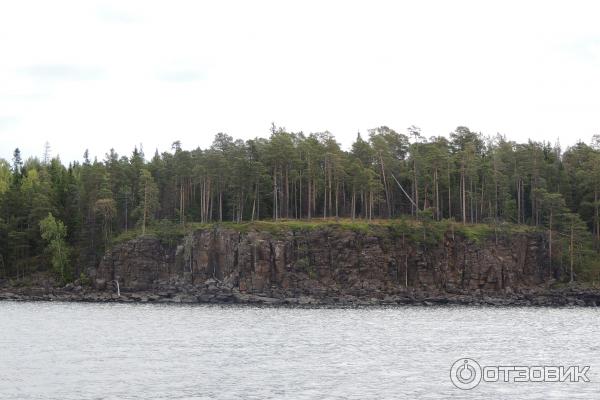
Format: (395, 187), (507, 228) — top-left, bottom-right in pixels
(1, 125), (600, 284)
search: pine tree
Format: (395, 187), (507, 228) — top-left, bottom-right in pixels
(136, 169), (159, 235)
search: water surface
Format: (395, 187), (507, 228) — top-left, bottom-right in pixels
(0, 303), (597, 399)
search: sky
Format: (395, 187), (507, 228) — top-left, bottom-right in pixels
(1, 0), (600, 164)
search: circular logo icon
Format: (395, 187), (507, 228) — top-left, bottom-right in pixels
(450, 358), (482, 390)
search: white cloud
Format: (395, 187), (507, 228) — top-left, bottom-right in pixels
(1, 0), (599, 163)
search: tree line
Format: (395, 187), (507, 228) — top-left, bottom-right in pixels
(1, 125), (599, 282)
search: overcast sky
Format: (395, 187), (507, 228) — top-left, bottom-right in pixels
(1, 0), (600, 164)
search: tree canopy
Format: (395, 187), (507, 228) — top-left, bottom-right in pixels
(1, 125), (599, 283)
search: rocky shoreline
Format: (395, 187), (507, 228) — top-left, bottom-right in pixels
(2, 282), (600, 307)
(5, 226), (597, 307)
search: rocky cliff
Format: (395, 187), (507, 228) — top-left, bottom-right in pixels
(92, 224), (556, 304)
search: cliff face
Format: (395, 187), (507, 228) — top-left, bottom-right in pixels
(94, 226), (552, 299)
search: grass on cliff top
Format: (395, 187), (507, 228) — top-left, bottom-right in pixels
(112, 217), (541, 247)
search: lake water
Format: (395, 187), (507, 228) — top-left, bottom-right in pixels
(0, 303), (598, 399)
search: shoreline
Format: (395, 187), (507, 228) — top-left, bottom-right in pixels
(2, 286), (600, 307)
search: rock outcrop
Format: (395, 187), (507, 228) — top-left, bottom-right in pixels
(94, 225), (553, 301)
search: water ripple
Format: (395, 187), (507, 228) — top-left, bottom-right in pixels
(0, 303), (598, 399)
